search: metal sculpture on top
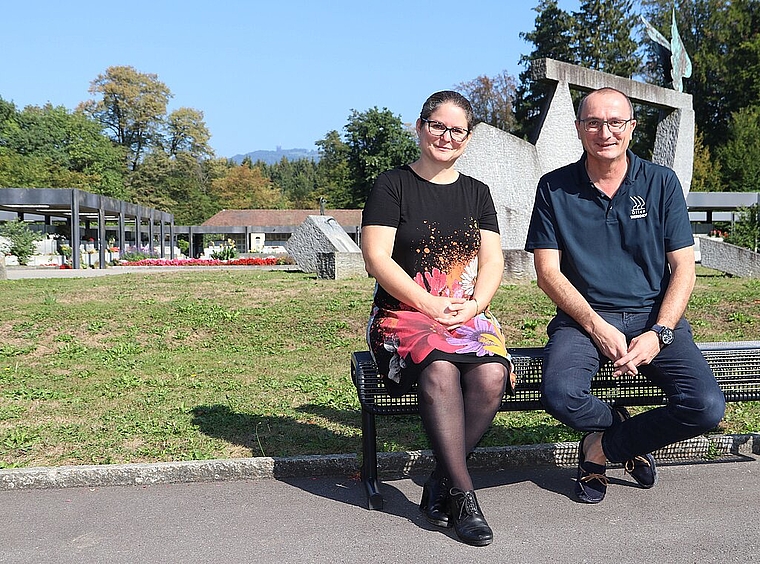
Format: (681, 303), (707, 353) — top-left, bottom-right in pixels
(641, 9), (692, 92)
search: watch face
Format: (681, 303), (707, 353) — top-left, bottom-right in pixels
(660, 327), (674, 345)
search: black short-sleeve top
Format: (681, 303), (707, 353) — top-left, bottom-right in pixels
(362, 165), (500, 309)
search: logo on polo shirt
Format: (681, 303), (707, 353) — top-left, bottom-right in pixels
(629, 195), (648, 219)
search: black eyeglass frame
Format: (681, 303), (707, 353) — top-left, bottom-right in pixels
(577, 118), (634, 132)
(420, 118), (471, 142)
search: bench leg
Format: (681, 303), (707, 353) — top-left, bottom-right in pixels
(361, 408), (383, 510)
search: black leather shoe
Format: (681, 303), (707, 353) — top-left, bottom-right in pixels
(420, 472), (450, 527)
(448, 488), (493, 546)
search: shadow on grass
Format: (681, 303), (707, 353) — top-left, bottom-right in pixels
(190, 404), (356, 458)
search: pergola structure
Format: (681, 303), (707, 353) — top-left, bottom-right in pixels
(0, 188), (174, 269)
(686, 192), (760, 227)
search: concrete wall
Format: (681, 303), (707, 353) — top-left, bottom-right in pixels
(699, 236), (760, 278)
(316, 251), (367, 280)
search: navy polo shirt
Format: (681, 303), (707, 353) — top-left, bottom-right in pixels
(524, 150), (694, 312)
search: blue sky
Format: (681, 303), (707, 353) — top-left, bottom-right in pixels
(2, 0), (578, 159)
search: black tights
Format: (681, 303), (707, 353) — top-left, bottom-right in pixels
(417, 360), (507, 491)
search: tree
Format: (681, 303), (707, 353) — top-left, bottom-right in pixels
(344, 107), (420, 207)
(0, 219), (43, 265)
(260, 157), (318, 208)
(165, 107), (213, 159)
(725, 205), (760, 252)
(515, 0), (641, 140)
(690, 129), (722, 192)
(211, 164), (286, 209)
(640, 0), (760, 151)
(716, 105), (760, 193)
(573, 0), (640, 77)
(0, 99), (126, 196)
(513, 0), (577, 140)
(160, 152), (219, 225)
(315, 130), (352, 208)
(80, 66), (172, 170)
(125, 152), (178, 211)
(455, 72), (518, 132)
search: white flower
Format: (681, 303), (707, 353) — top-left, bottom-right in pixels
(461, 257), (478, 296)
(383, 337), (405, 383)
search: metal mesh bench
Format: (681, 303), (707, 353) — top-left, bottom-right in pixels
(351, 341), (760, 509)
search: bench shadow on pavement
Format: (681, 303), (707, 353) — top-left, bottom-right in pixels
(277, 454), (757, 536)
(275, 465), (591, 530)
(189, 403), (585, 518)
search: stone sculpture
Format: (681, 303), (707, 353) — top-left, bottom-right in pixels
(641, 9), (692, 92)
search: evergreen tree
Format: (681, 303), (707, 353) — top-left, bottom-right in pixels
(261, 157), (319, 209)
(315, 130), (352, 209)
(515, 0), (641, 141)
(513, 0), (577, 140)
(574, 0), (641, 77)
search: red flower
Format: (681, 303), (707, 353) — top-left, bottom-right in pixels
(117, 257), (280, 267)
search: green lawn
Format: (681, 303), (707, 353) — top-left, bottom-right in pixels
(0, 267), (758, 469)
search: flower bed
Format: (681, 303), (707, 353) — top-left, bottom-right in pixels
(118, 257), (283, 267)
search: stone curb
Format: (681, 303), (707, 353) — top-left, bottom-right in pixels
(1, 434), (757, 492)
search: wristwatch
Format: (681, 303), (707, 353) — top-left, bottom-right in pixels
(651, 324), (674, 346)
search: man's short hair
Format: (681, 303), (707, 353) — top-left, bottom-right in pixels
(576, 87), (635, 120)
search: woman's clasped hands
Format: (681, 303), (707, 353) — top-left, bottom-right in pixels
(429, 296), (477, 330)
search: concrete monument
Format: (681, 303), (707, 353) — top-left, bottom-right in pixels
(286, 215), (364, 279)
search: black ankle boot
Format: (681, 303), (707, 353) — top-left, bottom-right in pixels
(448, 488), (493, 546)
(419, 472), (450, 527)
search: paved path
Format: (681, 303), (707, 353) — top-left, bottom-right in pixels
(2, 459), (758, 563)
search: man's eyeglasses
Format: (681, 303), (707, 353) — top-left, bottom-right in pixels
(578, 118), (633, 133)
(421, 118), (470, 142)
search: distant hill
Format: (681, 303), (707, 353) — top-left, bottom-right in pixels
(230, 147), (320, 165)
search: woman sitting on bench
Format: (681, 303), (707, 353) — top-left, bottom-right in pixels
(361, 90), (516, 547)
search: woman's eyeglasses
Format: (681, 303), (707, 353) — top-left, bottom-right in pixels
(421, 118), (470, 142)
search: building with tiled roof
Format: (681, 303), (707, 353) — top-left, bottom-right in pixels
(202, 209), (362, 229)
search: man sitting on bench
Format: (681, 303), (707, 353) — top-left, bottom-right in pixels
(524, 87), (726, 503)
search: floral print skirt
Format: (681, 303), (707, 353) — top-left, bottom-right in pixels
(366, 302), (512, 397)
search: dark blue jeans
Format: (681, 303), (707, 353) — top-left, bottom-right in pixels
(540, 310), (726, 463)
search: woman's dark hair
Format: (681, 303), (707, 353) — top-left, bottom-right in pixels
(420, 90), (475, 130)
